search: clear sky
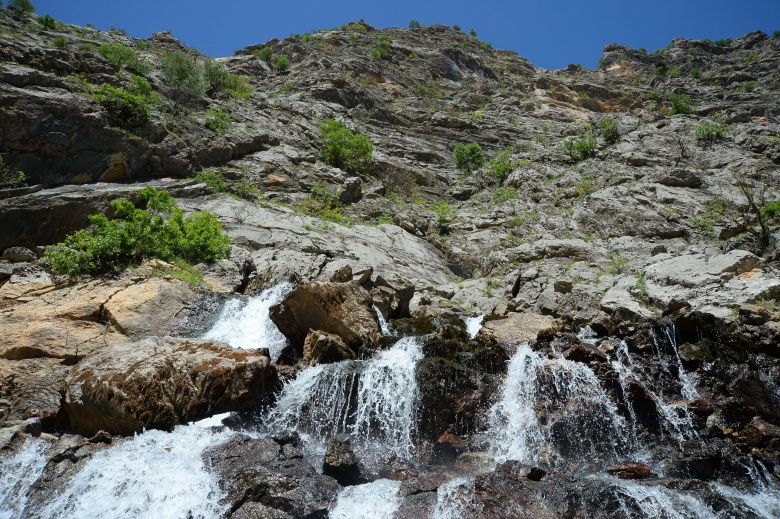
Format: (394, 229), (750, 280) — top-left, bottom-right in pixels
(32, 0), (780, 69)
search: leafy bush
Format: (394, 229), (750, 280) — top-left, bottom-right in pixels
(668, 93), (692, 115)
(575, 176), (597, 198)
(745, 52), (759, 64)
(371, 36), (391, 60)
(204, 106), (231, 134)
(453, 142), (484, 173)
(127, 74), (160, 104)
(52, 36), (67, 49)
(43, 187), (230, 276)
(273, 53), (291, 71)
(36, 14), (56, 29)
(432, 200), (453, 233)
(8, 0), (34, 14)
(92, 83), (150, 129)
(486, 148), (516, 181)
(319, 118), (373, 174)
(299, 182), (348, 224)
(195, 168), (229, 193)
(204, 59), (252, 100)
(690, 66), (702, 79)
(715, 38), (732, 47)
(0, 156), (26, 188)
(161, 51), (208, 105)
(563, 131), (597, 161)
(99, 42), (150, 74)
(253, 46), (273, 62)
(599, 118), (619, 144)
(468, 28), (477, 37)
(493, 187), (518, 202)
(694, 121), (728, 144)
(408, 19), (421, 29)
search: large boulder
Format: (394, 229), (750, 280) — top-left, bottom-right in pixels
(62, 337), (279, 436)
(302, 329), (356, 366)
(483, 311), (560, 345)
(204, 433), (340, 518)
(270, 280), (380, 360)
(322, 434), (365, 486)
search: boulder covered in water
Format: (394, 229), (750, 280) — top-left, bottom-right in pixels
(606, 461), (652, 479)
(322, 434), (365, 486)
(270, 280), (380, 361)
(62, 337), (279, 436)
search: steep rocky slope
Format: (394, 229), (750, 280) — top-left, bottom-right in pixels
(1, 6), (779, 518)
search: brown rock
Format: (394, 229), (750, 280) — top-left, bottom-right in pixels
(302, 329), (355, 366)
(62, 337), (279, 436)
(322, 434), (364, 486)
(330, 264), (353, 283)
(563, 343), (608, 364)
(607, 462), (652, 479)
(270, 280), (380, 358)
(483, 311), (560, 345)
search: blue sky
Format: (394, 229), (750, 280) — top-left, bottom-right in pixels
(32, 0), (780, 69)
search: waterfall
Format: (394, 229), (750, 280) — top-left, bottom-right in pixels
(0, 439), (47, 519)
(202, 282), (292, 359)
(600, 477), (718, 519)
(464, 315), (484, 339)
(432, 477), (480, 519)
(329, 479), (401, 519)
(374, 305), (393, 336)
(264, 337), (424, 459)
(489, 344), (631, 465)
(36, 421), (232, 519)
(660, 324), (699, 400)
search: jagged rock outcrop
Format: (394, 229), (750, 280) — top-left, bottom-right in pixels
(62, 336), (278, 436)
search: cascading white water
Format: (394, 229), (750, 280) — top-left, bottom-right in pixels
(0, 439), (48, 519)
(203, 282), (292, 359)
(660, 324), (699, 400)
(432, 477), (480, 519)
(264, 337), (423, 459)
(601, 477), (718, 519)
(329, 479), (401, 519)
(374, 305), (393, 336)
(489, 344), (631, 465)
(464, 315), (484, 339)
(37, 420), (232, 519)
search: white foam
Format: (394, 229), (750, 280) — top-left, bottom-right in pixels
(329, 479), (401, 519)
(464, 315), (484, 339)
(0, 439), (48, 519)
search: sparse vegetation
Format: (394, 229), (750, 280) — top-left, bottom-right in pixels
(204, 59), (253, 100)
(599, 118), (619, 144)
(745, 52), (759, 64)
(694, 121), (728, 144)
(606, 251), (629, 275)
(99, 42), (150, 74)
(299, 182), (348, 224)
(273, 53), (291, 72)
(371, 36), (392, 60)
(453, 142), (484, 173)
(575, 176), (597, 198)
(92, 83), (151, 130)
(253, 46), (273, 62)
(161, 51), (208, 105)
(52, 35), (67, 49)
(195, 168), (229, 193)
(408, 20), (421, 29)
(690, 67), (702, 79)
(8, 0), (35, 15)
(204, 106), (232, 134)
(0, 156), (26, 188)
(432, 200), (453, 234)
(485, 148), (516, 181)
(318, 118), (373, 174)
(493, 187), (518, 202)
(563, 131), (597, 162)
(43, 187), (230, 276)
(36, 14), (56, 29)
(668, 93), (692, 115)
(719, 170), (780, 251)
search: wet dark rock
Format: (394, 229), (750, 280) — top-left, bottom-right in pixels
(526, 466), (547, 481)
(606, 461), (652, 479)
(563, 343), (608, 364)
(205, 434), (340, 518)
(322, 434), (365, 486)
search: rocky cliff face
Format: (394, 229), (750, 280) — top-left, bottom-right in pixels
(1, 7), (779, 519)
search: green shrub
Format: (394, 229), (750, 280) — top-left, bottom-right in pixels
(253, 46), (273, 62)
(575, 176), (597, 198)
(299, 182), (348, 224)
(453, 142), (484, 172)
(195, 168), (229, 192)
(432, 200), (453, 233)
(599, 118), (619, 144)
(273, 53), (291, 71)
(204, 106), (232, 134)
(493, 187), (518, 202)
(694, 121), (728, 144)
(0, 156), (26, 188)
(654, 62), (669, 76)
(52, 36), (67, 49)
(99, 42), (150, 74)
(36, 14), (56, 29)
(606, 251), (628, 275)
(715, 38), (732, 47)
(468, 28), (477, 37)
(161, 51), (207, 104)
(563, 131), (596, 161)
(773, 31), (780, 39)
(739, 80), (756, 93)
(486, 148), (516, 181)
(690, 66), (702, 79)
(92, 83), (150, 129)
(408, 19), (421, 29)
(453, 24), (461, 32)
(745, 52), (759, 64)
(371, 36), (391, 60)
(43, 187), (230, 276)
(127, 74), (160, 104)
(319, 118), (373, 174)
(668, 93), (692, 115)
(8, 0), (34, 14)
(204, 59), (252, 100)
